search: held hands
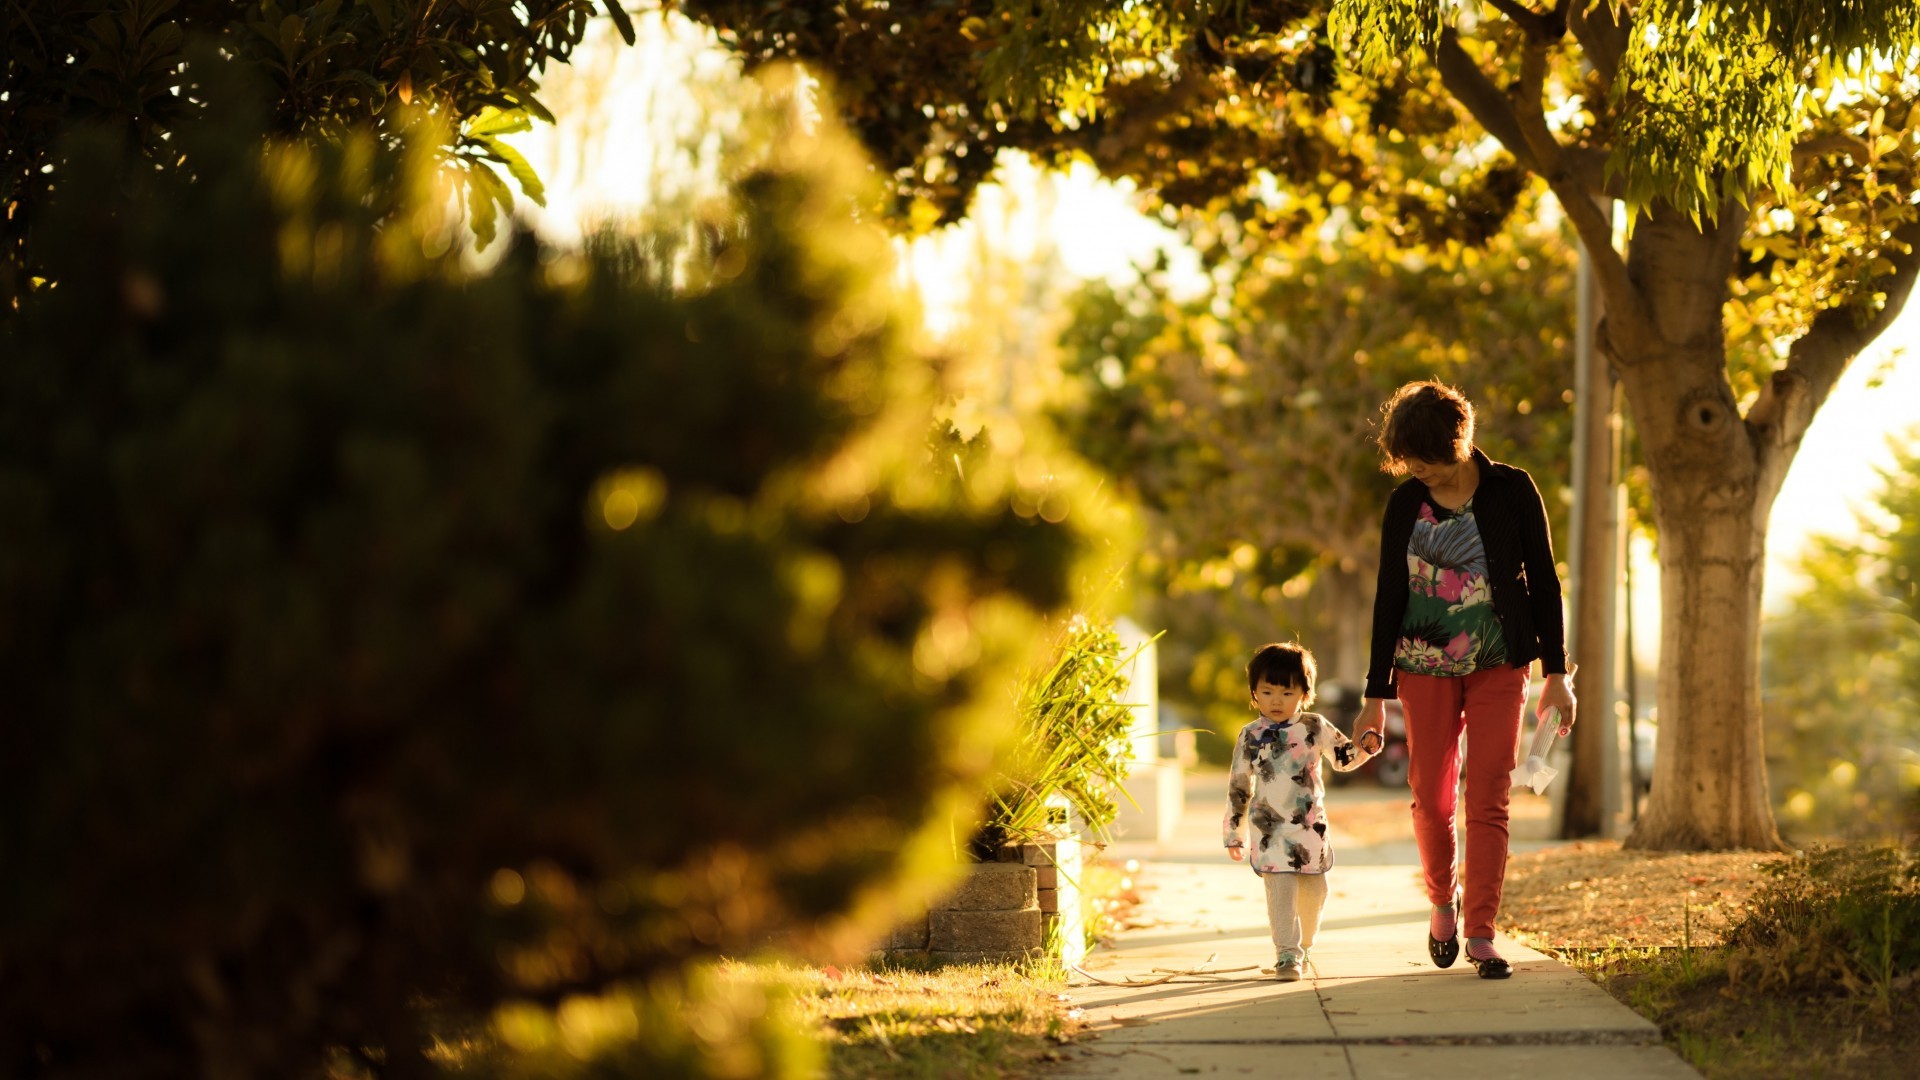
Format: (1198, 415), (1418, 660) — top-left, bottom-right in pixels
(1354, 696), (1388, 754)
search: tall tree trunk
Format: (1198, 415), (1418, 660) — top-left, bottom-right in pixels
(1317, 557), (1372, 692)
(1607, 210), (1786, 850)
(1626, 416), (1783, 849)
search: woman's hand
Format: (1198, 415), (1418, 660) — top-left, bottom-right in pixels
(1539, 671), (1577, 734)
(1355, 697), (1388, 753)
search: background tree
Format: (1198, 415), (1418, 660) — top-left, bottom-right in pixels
(1054, 205), (1576, 749)
(1, 0), (636, 292)
(677, 0), (1920, 850)
(0, 65), (1087, 1076)
(1761, 429), (1920, 839)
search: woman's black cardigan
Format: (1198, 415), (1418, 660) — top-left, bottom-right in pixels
(1364, 447), (1569, 699)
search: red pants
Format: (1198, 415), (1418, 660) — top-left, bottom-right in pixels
(1398, 666), (1528, 940)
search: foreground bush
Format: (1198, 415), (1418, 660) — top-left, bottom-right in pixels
(1725, 842), (1920, 1010)
(0, 70), (1082, 1077)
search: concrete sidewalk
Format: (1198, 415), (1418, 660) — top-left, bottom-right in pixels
(1049, 773), (1699, 1079)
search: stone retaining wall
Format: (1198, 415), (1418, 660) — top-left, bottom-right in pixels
(879, 830), (1086, 967)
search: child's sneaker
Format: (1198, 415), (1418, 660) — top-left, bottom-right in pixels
(1273, 955), (1303, 982)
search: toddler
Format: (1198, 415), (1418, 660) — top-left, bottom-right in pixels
(1223, 642), (1377, 981)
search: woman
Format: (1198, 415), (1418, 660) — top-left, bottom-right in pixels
(1353, 381), (1576, 979)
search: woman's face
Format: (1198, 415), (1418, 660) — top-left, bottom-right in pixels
(1401, 456), (1466, 488)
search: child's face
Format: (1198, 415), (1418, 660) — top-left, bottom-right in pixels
(1252, 678), (1307, 722)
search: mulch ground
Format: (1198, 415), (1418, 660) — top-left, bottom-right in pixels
(1327, 785), (1787, 948)
(1502, 839), (1786, 949)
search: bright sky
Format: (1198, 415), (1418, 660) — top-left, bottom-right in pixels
(508, 12), (1920, 631)
(1765, 323), (1919, 599)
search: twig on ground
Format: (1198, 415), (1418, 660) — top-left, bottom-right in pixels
(1070, 953), (1258, 986)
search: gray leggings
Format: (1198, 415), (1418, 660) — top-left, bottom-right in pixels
(1263, 871), (1329, 962)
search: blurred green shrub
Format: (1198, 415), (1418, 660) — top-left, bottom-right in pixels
(1725, 843), (1920, 1012)
(434, 964), (820, 1080)
(0, 64), (1083, 1077)
(1762, 431), (1920, 838)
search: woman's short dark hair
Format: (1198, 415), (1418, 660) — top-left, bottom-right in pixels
(1247, 642), (1317, 703)
(1376, 380), (1475, 474)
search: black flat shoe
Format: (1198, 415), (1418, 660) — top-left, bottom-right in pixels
(1428, 892), (1461, 969)
(1468, 954), (1511, 979)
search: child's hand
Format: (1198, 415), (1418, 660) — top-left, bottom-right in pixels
(1227, 845), (1245, 862)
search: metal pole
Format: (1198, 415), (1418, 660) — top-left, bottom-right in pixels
(1624, 494), (1641, 820)
(1560, 197), (1621, 838)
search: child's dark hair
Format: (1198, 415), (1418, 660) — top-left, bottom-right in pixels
(1247, 642), (1316, 704)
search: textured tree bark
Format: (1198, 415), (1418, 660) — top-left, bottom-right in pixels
(1609, 209), (1786, 851)
(1626, 470), (1782, 850)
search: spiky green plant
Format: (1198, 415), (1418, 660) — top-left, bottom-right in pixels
(977, 617), (1153, 855)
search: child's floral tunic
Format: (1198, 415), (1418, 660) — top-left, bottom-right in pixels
(1223, 712), (1366, 874)
(1392, 498), (1509, 676)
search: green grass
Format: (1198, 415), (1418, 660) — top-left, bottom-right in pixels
(399, 954), (1081, 1079)
(732, 958), (1080, 1079)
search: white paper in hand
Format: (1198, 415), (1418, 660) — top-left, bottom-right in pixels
(1510, 707), (1566, 794)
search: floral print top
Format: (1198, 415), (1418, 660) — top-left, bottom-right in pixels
(1223, 713), (1368, 875)
(1392, 498), (1508, 677)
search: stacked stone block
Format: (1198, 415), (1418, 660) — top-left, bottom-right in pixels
(1016, 832), (1086, 968)
(928, 862), (1041, 963)
(876, 829), (1088, 966)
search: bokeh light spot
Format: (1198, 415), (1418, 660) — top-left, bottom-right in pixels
(603, 490), (640, 530)
(491, 867), (526, 906)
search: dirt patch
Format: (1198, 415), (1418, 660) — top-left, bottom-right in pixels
(1502, 839), (1787, 949)
(1327, 787), (1558, 850)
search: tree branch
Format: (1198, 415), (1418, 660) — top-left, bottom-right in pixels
(1790, 132), (1872, 167)
(1433, 28), (1535, 168)
(1433, 27), (1640, 335)
(1750, 218), (1920, 447)
(1566, 0), (1630, 88)
(1512, 35), (1564, 173)
(1486, 0), (1553, 39)
(1563, 146), (1624, 198)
